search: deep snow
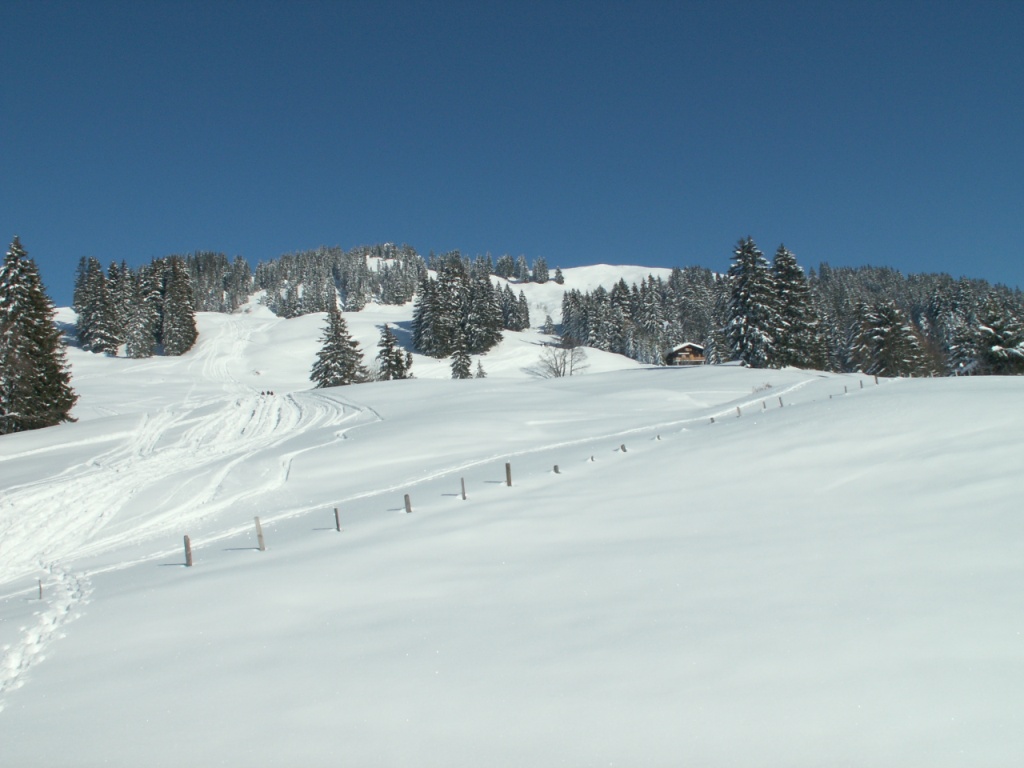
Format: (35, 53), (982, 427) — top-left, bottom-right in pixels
(1, 269), (1022, 766)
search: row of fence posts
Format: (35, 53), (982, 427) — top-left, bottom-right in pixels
(724, 375), (878, 421)
(180, 376), (882, 566)
(182, 461), (516, 565)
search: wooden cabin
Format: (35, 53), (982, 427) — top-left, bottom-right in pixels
(665, 342), (705, 366)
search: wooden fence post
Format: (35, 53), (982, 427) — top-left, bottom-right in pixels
(554, 465), (560, 474)
(460, 477), (467, 500)
(778, 396), (784, 408)
(844, 385), (848, 394)
(334, 507), (341, 532)
(710, 417), (715, 424)
(505, 462), (512, 487)
(404, 494), (413, 514)
(38, 579), (43, 600)
(762, 401), (767, 410)
(254, 516), (266, 552)
(184, 535), (193, 567)
(874, 375), (879, 385)
(860, 380), (864, 389)
(736, 406), (741, 417)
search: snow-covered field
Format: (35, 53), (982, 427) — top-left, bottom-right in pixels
(1, 270), (1022, 766)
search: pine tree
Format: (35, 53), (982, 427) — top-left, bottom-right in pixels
(125, 263), (163, 358)
(106, 261), (133, 338)
(852, 301), (930, 377)
(514, 255), (531, 282)
(72, 256), (107, 351)
(433, 256), (468, 355)
(971, 299), (1024, 374)
(465, 272), (503, 353)
(411, 274), (437, 355)
(450, 334), (473, 379)
(553, 267), (564, 285)
(161, 257), (198, 355)
(532, 256), (549, 284)
(311, 306), (369, 387)
(474, 360), (487, 378)
(771, 245), (824, 369)
(376, 323), (412, 380)
(494, 254), (515, 279)
(71, 256), (122, 355)
(726, 237), (779, 368)
(517, 290), (531, 330)
(0, 237), (77, 434)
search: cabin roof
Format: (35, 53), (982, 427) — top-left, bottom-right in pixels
(669, 342), (705, 353)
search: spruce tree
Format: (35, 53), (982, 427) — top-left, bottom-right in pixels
(494, 254), (515, 279)
(474, 360), (487, 378)
(771, 245), (824, 369)
(726, 237), (779, 368)
(411, 274), (438, 355)
(465, 272), (503, 353)
(89, 264), (125, 355)
(72, 256), (107, 351)
(0, 237), (77, 434)
(532, 256), (549, 284)
(517, 290), (531, 330)
(451, 348), (473, 379)
(450, 331), (473, 379)
(376, 323), (412, 380)
(311, 306), (369, 387)
(852, 301), (930, 377)
(971, 299), (1024, 374)
(128, 263), (163, 358)
(514, 255), (530, 282)
(161, 257), (198, 355)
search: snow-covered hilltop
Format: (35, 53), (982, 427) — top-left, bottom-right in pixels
(2, 278), (1023, 765)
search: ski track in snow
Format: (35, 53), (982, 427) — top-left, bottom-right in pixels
(0, 313), (882, 716)
(0, 316), (370, 710)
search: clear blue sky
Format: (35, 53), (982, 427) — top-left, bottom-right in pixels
(3, 0), (1022, 306)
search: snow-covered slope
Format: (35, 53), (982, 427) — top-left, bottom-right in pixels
(2, 301), (1022, 767)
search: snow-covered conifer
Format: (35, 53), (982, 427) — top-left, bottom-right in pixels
(970, 299), (1024, 375)
(852, 301), (930, 377)
(160, 258), (198, 355)
(771, 245), (825, 369)
(726, 237), (779, 368)
(450, 335), (473, 379)
(532, 256), (549, 284)
(0, 237), (77, 434)
(376, 323), (412, 380)
(311, 306), (369, 387)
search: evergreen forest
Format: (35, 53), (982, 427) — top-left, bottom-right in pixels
(4, 233), (1024, 434)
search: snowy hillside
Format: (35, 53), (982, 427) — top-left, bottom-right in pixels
(1, 298), (1023, 766)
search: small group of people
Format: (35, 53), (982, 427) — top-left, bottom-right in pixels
(259, 390), (276, 396)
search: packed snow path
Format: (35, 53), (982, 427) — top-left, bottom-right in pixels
(0, 316), (373, 708)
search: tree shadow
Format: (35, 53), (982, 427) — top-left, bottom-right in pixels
(385, 320), (416, 350)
